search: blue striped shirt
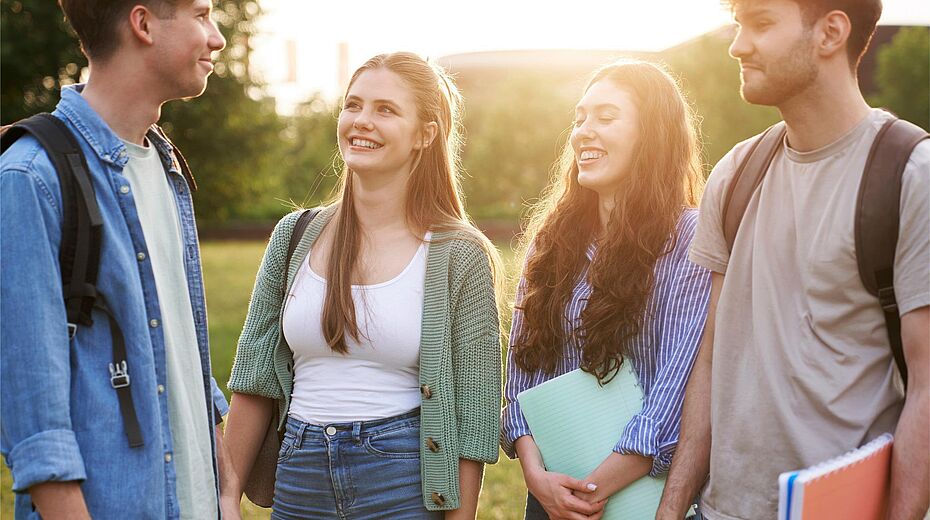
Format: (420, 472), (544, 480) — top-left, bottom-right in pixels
(501, 209), (711, 476)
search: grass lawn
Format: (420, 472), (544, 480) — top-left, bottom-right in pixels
(2, 239), (528, 519)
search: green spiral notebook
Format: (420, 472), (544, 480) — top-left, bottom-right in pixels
(516, 363), (671, 520)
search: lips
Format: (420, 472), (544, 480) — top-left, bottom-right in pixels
(577, 147), (607, 165)
(347, 136), (383, 150)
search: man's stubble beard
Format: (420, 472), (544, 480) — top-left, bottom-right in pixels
(740, 31), (819, 107)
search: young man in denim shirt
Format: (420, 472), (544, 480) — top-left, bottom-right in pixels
(1, 1), (236, 518)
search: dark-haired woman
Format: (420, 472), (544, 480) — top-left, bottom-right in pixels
(502, 59), (712, 520)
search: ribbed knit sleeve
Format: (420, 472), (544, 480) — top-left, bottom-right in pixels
(449, 240), (502, 464)
(227, 211), (302, 398)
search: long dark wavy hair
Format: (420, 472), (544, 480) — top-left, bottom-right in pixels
(512, 59), (704, 382)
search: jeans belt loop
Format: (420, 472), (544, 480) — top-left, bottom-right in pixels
(294, 421), (307, 449)
(352, 421), (362, 442)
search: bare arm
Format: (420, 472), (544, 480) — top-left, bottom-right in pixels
(515, 435), (604, 520)
(445, 459), (484, 520)
(888, 306), (929, 520)
(575, 452), (652, 505)
(29, 482), (91, 520)
(219, 392), (274, 507)
(656, 272), (723, 519)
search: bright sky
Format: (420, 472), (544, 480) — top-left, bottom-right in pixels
(250, 0), (930, 111)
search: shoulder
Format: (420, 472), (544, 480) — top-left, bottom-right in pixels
(2, 134), (63, 209)
(704, 129), (770, 196)
(440, 229), (494, 271)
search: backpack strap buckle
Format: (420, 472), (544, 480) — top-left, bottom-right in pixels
(109, 360), (131, 389)
(877, 286), (898, 313)
(67, 322), (78, 340)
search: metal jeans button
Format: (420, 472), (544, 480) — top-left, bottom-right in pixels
(325, 426), (336, 436)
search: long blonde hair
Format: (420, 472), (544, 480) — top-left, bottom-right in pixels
(323, 52), (503, 353)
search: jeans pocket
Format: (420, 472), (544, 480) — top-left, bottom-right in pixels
(277, 432), (297, 464)
(363, 423), (420, 459)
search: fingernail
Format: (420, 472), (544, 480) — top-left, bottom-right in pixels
(587, 483), (597, 491)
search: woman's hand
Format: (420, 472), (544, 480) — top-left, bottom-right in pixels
(525, 467), (607, 520)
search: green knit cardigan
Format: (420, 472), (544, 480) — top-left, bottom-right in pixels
(227, 205), (502, 511)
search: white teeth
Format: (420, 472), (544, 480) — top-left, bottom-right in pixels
(580, 150), (605, 161)
(351, 138), (381, 149)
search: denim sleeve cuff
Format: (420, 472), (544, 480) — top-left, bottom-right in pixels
(211, 380), (230, 418)
(7, 429), (86, 492)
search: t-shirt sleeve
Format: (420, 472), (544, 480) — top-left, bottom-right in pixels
(893, 139), (930, 316)
(688, 147), (743, 274)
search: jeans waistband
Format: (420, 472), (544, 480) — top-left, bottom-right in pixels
(285, 408), (420, 442)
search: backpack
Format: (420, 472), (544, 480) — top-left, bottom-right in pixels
(722, 117), (929, 389)
(1, 112), (191, 447)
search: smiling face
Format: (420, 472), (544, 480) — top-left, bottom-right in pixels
(151, 0), (226, 100)
(337, 68), (429, 179)
(729, 0), (819, 106)
(570, 80), (640, 197)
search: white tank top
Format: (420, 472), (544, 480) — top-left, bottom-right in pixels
(282, 235), (429, 424)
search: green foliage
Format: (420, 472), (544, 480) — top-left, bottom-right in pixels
(869, 27), (930, 131)
(460, 73), (576, 220)
(0, 0), (84, 122)
(662, 32), (780, 168)
(276, 97), (341, 210)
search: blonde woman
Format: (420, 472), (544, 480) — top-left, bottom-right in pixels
(222, 53), (502, 519)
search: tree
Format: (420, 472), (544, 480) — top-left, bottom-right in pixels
(869, 26), (930, 131)
(0, 0), (84, 123)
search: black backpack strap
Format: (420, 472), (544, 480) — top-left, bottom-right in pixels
(2, 113), (103, 333)
(2, 113), (143, 447)
(285, 208), (322, 286)
(722, 122), (787, 251)
(855, 118), (929, 389)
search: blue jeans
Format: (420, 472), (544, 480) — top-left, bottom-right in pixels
(271, 409), (442, 519)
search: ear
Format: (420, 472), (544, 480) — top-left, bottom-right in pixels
(414, 121), (439, 150)
(127, 5), (156, 46)
(816, 10), (852, 61)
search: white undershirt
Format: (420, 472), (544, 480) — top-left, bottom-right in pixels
(282, 234), (430, 424)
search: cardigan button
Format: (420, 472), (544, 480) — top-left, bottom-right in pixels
(425, 437), (440, 453)
(420, 384), (432, 399)
(430, 491), (445, 506)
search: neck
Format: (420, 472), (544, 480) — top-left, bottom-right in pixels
(350, 169), (409, 234)
(777, 68), (871, 152)
(596, 193), (614, 236)
(81, 59), (163, 146)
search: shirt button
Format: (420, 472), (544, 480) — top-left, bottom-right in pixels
(137, 252), (146, 261)
(325, 426), (336, 436)
(118, 150), (127, 159)
(425, 437), (440, 453)
(119, 185), (130, 194)
(164, 453), (172, 463)
(157, 384), (165, 394)
(149, 319), (159, 328)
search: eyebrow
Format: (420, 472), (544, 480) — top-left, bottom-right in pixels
(575, 103), (622, 114)
(345, 95), (403, 110)
(734, 7), (773, 23)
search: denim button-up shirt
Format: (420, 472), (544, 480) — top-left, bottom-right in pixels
(0, 85), (229, 519)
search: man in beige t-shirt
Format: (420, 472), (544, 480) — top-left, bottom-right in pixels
(656, 1), (929, 519)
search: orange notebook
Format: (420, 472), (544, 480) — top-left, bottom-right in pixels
(777, 433), (893, 520)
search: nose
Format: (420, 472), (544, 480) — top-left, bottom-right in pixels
(208, 20), (226, 52)
(728, 25), (751, 60)
(353, 109), (374, 131)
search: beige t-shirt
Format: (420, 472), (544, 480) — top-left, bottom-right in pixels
(121, 139), (218, 519)
(689, 109), (929, 520)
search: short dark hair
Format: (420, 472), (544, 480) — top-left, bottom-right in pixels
(58, 0), (179, 61)
(729, 0), (883, 68)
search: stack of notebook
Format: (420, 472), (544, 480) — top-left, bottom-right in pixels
(517, 363), (675, 520)
(777, 433), (894, 520)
